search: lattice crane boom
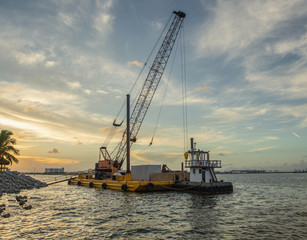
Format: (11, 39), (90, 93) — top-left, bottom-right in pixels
(113, 11), (186, 169)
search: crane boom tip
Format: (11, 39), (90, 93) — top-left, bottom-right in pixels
(173, 11), (186, 18)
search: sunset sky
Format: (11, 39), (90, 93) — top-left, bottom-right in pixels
(1, 0), (307, 172)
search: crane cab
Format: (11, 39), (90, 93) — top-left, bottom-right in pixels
(95, 146), (118, 180)
(95, 159), (118, 180)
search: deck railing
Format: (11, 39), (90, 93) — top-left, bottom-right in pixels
(185, 160), (221, 168)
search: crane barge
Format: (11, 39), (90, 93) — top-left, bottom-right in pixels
(69, 10), (233, 194)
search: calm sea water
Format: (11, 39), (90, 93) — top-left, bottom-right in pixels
(1, 173), (306, 239)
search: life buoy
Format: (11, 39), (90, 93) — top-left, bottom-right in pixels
(121, 184), (128, 191)
(146, 183), (154, 192)
(89, 182), (94, 188)
(77, 181), (81, 186)
(102, 183), (107, 189)
(68, 179), (71, 185)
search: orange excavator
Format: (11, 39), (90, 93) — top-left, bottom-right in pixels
(95, 11), (186, 180)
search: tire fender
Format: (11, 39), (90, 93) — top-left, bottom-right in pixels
(146, 183), (154, 192)
(121, 184), (128, 191)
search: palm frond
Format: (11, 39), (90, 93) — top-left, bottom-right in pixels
(5, 145), (20, 155)
(0, 129), (20, 165)
(4, 153), (19, 165)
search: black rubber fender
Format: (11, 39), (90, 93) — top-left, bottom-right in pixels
(68, 179), (71, 185)
(121, 184), (128, 192)
(77, 181), (81, 186)
(89, 182), (94, 188)
(146, 183), (154, 192)
(102, 183), (107, 189)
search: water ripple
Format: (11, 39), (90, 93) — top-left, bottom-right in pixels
(1, 173), (307, 239)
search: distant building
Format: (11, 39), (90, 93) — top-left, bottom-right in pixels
(230, 169), (266, 174)
(45, 168), (64, 173)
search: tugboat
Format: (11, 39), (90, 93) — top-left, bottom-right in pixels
(173, 138), (233, 194)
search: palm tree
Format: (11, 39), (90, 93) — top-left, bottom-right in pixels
(0, 129), (20, 165)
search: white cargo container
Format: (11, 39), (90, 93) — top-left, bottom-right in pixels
(131, 165), (161, 181)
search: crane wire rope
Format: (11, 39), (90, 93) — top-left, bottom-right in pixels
(137, 29), (181, 154)
(138, 24), (185, 155)
(110, 12), (185, 166)
(102, 14), (173, 149)
(115, 14), (173, 124)
(148, 25), (183, 147)
(180, 23), (189, 152)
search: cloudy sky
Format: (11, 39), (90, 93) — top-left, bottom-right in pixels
(1, 0), (307, 172)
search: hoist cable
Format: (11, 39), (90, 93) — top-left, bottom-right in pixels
(183, 25), (188, 151)
(149, 28), (181, 146)
(180, 24), (188, 152)
(104, 15), (173, 149)
(115, 14), (173, 124)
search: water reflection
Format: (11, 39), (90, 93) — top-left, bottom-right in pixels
(185, 194), (220, 236)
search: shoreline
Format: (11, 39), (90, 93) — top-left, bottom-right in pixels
(217, 171), (307, 174)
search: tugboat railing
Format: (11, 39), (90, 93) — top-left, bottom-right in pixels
(185, 160), (221, 168)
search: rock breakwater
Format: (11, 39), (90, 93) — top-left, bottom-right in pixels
(0, 171), (47, 195)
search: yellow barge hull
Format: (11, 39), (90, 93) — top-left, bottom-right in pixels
(68, 178), (175, 192)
